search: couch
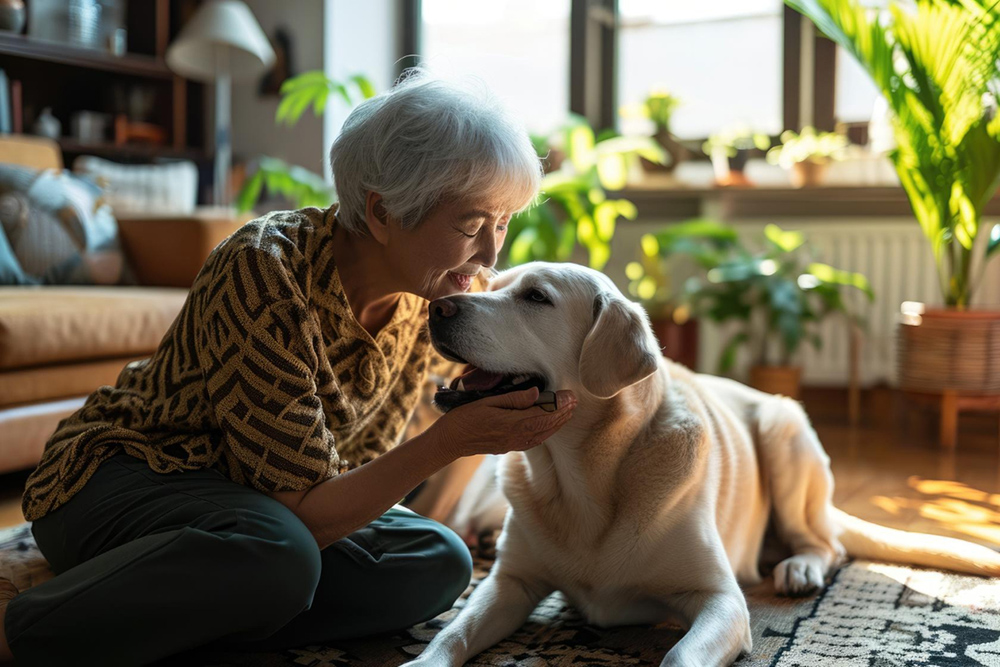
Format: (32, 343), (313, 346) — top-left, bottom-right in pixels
(0, 135), (250, 474)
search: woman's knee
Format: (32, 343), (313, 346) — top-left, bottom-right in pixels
(212, 507), (323, 627)
(415, 522), (474, 617)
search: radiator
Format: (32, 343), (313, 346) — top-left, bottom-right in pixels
(695, 220), (1000, 386)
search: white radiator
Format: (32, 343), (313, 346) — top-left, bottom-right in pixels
(695, 220), (1000, 386)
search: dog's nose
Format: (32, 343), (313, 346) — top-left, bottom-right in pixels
(429, 298), (458, 322)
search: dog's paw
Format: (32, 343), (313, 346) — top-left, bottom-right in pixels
(773, 554), (826, 596)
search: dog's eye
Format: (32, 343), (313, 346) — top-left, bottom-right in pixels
(525, 288), (551, 304)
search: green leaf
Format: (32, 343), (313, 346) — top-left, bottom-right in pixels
(556, 217), (577, 261)
(764, 224), (805, 253)
(235, 170), (264, 213)
(593, 201), (618, 242)
(509, 227), (539, 266)
(349, 74), (377, 99)
(278, 70), (330, 95)
(596, 153), (628, 190)
(719, 332), (749, 374)
(653, 219), (738, 250)
(807, 262), (875, 300)
(589, 244), (611, 270)
(566, 122), (596, 172)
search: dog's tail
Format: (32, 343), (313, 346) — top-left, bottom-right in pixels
(831, 507), (1000, 577)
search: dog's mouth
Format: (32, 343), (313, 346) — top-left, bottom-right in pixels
(434, 363), (547, 413)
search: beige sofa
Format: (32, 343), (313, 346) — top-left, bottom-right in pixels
(0, 135), (249, 473)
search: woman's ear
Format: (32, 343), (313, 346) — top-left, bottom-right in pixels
(364, 191), (391, 244)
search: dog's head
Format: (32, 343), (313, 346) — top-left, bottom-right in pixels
(429, 262), (661, 411)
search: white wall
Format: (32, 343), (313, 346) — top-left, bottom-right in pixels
(231, 0), (327, 176)
(225, 1), (404, 187)
(323, 0), (403, 181)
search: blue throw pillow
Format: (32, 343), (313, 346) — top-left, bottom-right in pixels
(0, 164), (136, 285)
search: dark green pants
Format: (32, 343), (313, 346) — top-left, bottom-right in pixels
(6, 453), (473, 666)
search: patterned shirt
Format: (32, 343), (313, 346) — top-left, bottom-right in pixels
(22, 206), (445, 522)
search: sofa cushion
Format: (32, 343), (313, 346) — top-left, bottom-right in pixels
(0, 397), (86, 472)
(0, 357), (147, 407)
(73, 155), (198, 215)
(0, 286), (187, 370)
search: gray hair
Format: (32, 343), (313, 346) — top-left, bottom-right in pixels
(329, 67), (543, 235)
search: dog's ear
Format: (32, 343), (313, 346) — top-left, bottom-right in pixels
(578, 293), (660, 399)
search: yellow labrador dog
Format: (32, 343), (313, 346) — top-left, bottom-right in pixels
(406, 262), (1000, 667)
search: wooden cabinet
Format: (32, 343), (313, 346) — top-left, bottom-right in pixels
(0, 0), (208, 165)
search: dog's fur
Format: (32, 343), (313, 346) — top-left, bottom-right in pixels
(404, 262), (1000, 667)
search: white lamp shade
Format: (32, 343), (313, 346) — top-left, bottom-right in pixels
(166, 0), (275, 82)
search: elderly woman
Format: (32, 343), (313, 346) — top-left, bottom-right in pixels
(0, 69), (578, 665)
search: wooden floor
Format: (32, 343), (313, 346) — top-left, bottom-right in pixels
(0, 387), (997, 551)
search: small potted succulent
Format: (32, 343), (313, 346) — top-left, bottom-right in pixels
(634, 90), (691, 174)
(660, 221), (873, 398)
(702, 124), (771, 187)
(766, 127), (849, 187)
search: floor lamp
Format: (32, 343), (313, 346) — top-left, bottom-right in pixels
(166, 0), (274, 207)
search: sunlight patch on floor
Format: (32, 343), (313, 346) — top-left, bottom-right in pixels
(867, 477), (1000, 545)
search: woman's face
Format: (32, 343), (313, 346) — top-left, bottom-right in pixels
(384, 197), (512, 301)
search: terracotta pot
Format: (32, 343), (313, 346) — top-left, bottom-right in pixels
(790, 160), (828, 188)
(649, 316), (699, 370)
(749, 365), (802, 399)
(897, 306), (1000, 394)
(710, 148), (753, 187)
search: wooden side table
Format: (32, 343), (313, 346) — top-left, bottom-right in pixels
(902, 390), (1000, 449)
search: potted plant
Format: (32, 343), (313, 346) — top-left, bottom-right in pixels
(235, 71), (376, 213)
(504, 115), (665, 270)
(790, 0), (1000, 417)
(620, 89), (691, 175)
(625, 219), (740, 369)
(702, 124), (771, 187)
(766, 126), (849, 187)
(662, 221), (873, 398)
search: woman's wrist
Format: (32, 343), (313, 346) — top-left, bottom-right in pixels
(420, 420), (464, 468)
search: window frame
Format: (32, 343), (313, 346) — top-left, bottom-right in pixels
(400, 1), (842, 143)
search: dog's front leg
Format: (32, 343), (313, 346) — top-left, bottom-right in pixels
(660, 588), (751, 667)
(402, 569), (552, 667)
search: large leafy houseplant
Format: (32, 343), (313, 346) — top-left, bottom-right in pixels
(505, 115), (665, 270)
(788, 0), (1000, 307)
(639, 222), (873, 394)
(235, 71), (376, 213)
(625, 219), (741, 369)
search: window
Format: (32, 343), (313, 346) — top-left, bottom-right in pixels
(617, 0), (785, 139)
(832, 0), (888, 125)
(420, 0), (571, 135)
(834, 47), (882, 124)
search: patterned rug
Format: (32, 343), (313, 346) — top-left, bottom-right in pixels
(3, 523), (999, 666)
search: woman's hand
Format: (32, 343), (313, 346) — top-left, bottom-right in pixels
(430, 387), (577, 459)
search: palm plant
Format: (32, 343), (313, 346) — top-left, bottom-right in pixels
(787, 0), (1000, 307)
